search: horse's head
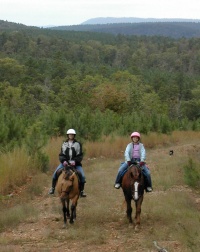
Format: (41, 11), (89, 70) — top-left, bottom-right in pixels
(60, 169), (76, 199)
(129, 165), (144, 201)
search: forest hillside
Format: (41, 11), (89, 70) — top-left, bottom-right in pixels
(0, 18), (200, 182)
(1, 20), (200, 143)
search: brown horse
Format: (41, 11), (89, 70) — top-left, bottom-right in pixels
(56, 166), (80, 228)
(121, 163), (144, 228)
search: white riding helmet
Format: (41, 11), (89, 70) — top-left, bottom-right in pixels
(66, 129), (76, 135)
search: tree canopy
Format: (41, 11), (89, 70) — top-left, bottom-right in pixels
(0, 21), (200, 150)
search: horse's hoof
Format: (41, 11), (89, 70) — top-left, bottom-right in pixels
(134, 224), (140, 231)
(62, 224), (67, 229)
(70, 220), (74, 224)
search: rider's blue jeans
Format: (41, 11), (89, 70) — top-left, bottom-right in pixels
(115, 158), (152, 187)
(53, 163), (86, 183)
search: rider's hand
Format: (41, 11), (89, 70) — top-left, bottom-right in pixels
(69, 160), (76, 166)
(139, 161), (145, 166)
(127, 161), (131, 166)
(63, 161), (68, 167)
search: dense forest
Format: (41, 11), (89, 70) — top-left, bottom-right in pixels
(0, 20), (200, 154)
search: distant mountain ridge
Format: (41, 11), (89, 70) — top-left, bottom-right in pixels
(49, 22), (200, 39)
(81, 17), (200, 25)
(1, 18), (200, 39)
(48, 17), (200, 39)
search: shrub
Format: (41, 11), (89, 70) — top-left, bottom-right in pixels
(183, 158), (200, 188)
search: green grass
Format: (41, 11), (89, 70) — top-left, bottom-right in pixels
(184, 158), (200, 188)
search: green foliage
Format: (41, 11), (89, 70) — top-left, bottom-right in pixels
(0, 58), (25, 85)
(24, 122), (49, 172)
(0, 106), (26, 151)
(160, 115), (172, 134)
(184, 158), (200, 188)
(0, 25), (200, 151)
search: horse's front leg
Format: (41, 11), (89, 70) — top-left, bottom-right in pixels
(61, 199), (67, 228)
(69, 197), (78, 224)
(125, 196), (132, 223)
(135, 196), (143, 226)
(69, 203), (76, 224)
(66, 198), (70, 219)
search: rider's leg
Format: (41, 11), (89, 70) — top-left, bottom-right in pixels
(76, 166), (87, 197)
(142, 165), (152, 192)
(115, 162), (128, 188)
(48, 163), (63, 194)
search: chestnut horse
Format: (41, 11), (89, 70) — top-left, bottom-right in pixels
(56, 166), (80, 228)
(121, 163), (144, 228)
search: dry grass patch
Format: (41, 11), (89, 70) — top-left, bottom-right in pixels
(0, 203), (39, 233)
(0, 147), (31, 195)
(143, 190), (200, 251)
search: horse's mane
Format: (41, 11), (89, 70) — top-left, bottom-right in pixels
(63, 167), (74, 180)
(128, 164), (142, 180)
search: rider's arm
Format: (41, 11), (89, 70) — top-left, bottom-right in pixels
(124, 143), (132, 163)
(140, 143), (146, 162)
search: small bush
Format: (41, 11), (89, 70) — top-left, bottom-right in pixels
(183, 158), (200, 188)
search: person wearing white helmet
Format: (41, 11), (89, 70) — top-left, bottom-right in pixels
(48, 128), (87, 197)
(114, 131), (152, 192)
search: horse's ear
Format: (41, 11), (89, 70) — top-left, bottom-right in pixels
(70, 172), (75, 180)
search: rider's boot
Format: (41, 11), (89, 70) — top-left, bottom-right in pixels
(48, 178), (57, 194)
(146, 187), (153, 192)
(80, 182), (87, 197)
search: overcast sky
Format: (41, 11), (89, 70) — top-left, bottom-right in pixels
(1, 0), (200, 27)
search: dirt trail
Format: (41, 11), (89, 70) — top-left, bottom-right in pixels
(0, 143), (200, 252)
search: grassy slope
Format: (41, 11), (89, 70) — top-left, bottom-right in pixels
(0, 132), (200, 251)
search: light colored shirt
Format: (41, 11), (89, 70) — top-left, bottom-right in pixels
(132, 144), (140, 159)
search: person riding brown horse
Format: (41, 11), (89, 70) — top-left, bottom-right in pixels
(114, 131), (152, 192)
(56, 165), (80, 227)
(122, 162), (144, 227)
(49, 128), (86, 197)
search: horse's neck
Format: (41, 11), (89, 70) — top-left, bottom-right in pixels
(130, 166), (139, 176)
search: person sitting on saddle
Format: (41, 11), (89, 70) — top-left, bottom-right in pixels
(114, 131), (152, 192)
(48, 128), (87, 197)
